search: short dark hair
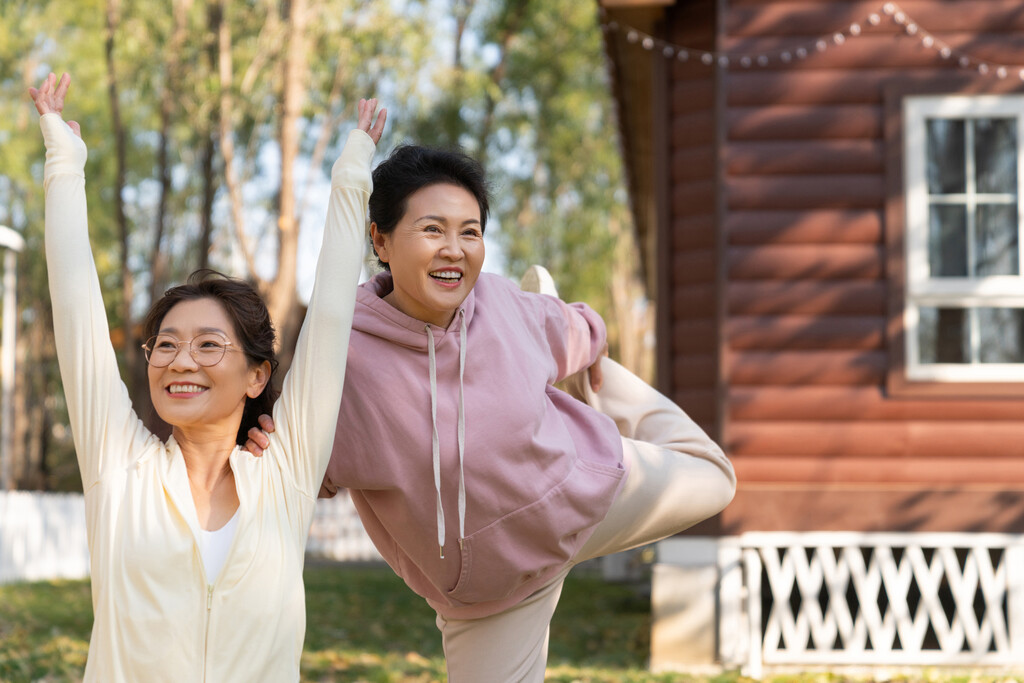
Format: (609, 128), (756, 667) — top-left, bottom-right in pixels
(368, 144), (490, 270)
(142, 269), (279, 445)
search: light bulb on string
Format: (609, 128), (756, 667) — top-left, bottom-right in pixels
(602, 0), (1022, 76)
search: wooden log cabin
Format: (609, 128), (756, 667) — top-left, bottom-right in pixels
(598, 0), (1024, 540)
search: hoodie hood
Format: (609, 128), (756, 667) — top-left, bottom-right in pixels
(354, 271), (477, 350)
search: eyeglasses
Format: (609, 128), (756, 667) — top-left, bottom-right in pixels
(141, 333), (239, 368)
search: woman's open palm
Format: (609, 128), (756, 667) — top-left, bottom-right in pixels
(29, 72), (81, 138)
(357, 98), (387, 144)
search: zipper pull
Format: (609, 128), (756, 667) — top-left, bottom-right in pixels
(207, 585), (213, 611)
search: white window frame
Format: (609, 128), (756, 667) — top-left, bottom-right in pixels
(904, 94), (1024, 382)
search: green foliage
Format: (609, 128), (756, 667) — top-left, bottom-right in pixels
(404, 0), (634, 315)
(1, 0), (643, 488)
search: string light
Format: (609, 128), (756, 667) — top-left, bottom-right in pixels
(600, 1), (1023, 79)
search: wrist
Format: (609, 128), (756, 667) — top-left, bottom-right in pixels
(40, 114), (88, 175)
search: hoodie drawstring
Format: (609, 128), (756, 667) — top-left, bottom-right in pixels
(456, 311), (467, 550)
(425, 309), (467, 559)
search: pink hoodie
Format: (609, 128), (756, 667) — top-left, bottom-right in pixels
(322, 271), (628, 619)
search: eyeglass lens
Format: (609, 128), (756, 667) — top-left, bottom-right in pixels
(144, 334), (229, 367)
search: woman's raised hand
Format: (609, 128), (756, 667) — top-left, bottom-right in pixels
(28, 72), (81, 138)
(357, 98), (387, 144)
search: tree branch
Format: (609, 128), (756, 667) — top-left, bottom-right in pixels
(218, 0), (263, 284)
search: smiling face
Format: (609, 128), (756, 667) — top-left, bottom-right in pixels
(372, 183), (485, 328)
(147, 297), (269, 439)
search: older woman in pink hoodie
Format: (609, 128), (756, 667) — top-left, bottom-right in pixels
(251, 143), (736, 681)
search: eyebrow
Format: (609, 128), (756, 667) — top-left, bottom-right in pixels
(414, 215), (481, 226)
(157, 326), (229, 336)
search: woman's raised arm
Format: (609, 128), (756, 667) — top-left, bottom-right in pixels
(265, 99), (386, 499)
(33, 72), (153, 489)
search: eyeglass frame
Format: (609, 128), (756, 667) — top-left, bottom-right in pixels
(141, 333), (242, 368)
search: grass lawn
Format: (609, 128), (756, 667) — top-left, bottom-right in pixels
(0, 563), (1017, 682)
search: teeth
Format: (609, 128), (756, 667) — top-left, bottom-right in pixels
(430, 271), (461, 282)
(168, 384), (206, 394)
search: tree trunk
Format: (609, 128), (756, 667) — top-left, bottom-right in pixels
(217, 0), (261, 281)
(267, 0), (309, 375)
(197, 1), (221, 272)
(607, 215), (654, 382)
(452, 0), (472, 68)
(150, 0), (192, 303)
(475, 0), (526, 167)
(297, 43), (348, 222)
(105, 0), (137, 394)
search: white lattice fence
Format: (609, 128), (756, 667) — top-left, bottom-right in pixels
(725, 532), (1024, 677)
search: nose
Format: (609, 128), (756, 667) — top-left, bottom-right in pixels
(438, 233), (464, 260)
(166, 340), (199, 370)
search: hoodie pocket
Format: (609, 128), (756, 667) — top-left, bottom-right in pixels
(445, 457), (624, 605)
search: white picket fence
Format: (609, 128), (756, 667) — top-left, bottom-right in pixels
(0, 490), (89, 583)
(306, 493), (382, 562)
(0, 490), (380, 584)
(719, 532), (1024, 677)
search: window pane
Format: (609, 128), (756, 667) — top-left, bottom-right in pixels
(926, 119), (966, 194)
(918, 306), (968, 363)
(928, 204), (967, 276)
(975, 118), (1017, 194)
(975, 204), (1019, 276)
(978, 307), (1024, 362)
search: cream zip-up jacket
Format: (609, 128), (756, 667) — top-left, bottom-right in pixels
(41, 114), (373, 682)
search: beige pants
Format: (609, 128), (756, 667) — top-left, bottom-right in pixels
(436, 358), (736, 682)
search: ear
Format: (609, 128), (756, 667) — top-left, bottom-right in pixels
(247, 360), (272, 399)
(370, 222), (390, 265)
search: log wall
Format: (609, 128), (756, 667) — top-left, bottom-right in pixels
(662, 0), (1024, 533)
(665, 0), (721, 436)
